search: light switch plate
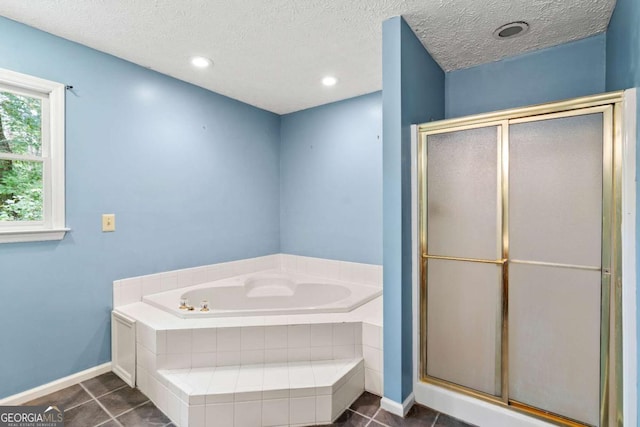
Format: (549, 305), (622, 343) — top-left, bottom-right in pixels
(102, 214), (116, 232)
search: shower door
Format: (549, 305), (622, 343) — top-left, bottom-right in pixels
(418, 94), (623, 427)
(423, 124), (505, 398)
(508, 111), (605, 426)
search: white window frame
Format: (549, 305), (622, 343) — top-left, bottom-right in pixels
(0, 68), (68, 243)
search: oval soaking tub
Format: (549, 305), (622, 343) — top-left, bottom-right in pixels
(143, 271), (381, 318)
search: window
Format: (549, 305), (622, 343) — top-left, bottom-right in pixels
(0, 68), (67, 243)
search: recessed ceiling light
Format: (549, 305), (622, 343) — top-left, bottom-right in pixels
(493, 21), (529, 39)
(191, 56), (212, 68)
(322, 76), (337, 87)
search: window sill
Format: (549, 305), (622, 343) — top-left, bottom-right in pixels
(0, 228), (70, 244)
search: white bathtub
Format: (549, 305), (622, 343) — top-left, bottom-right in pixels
(143, 270), (381, 318)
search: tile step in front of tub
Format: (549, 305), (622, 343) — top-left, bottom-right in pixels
(155, 358), (364, 427)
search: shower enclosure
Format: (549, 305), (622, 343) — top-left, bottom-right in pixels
(417, 92), (626, 427)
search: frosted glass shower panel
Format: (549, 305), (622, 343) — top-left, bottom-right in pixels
(427, 126), (499, 260)
(426, 258), (502, 396)
(509, 114), (603, 267)
(509, 263), (601, 426)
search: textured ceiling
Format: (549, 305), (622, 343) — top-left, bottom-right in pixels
(0, 0), (615, 114)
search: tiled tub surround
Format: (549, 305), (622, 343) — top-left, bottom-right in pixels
(158, 359), (365, 426)
(361, 323), (383, 396)
(144, 271), (381, 318)
(113, 254), (383, 426)
(124, 308), (381, 426)
(113, 254), (382, 308)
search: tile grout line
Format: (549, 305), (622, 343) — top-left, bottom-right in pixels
(107, 398), (152, 421)
(76, 383), (127, 410)
(348, 407), (375, 420)
(430, 412), (440, 427)
(364, 412), (379, 427)
(367, 407), (391, 427)
(93, 384), (129, 400)
(25, 383), (127, 413)
(79, 382), (124, 427)
(95, 418), (120, 427)
(344, 396), (390, 427)
(60, 396), (94, 412)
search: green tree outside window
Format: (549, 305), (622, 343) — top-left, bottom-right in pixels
(0, 91), (43, 221)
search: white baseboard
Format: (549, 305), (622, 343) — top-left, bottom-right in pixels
(380, 393), (415, 417)
(0, 362), (112, 405)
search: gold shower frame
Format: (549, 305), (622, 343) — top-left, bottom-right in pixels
(417, 92), (625, 427)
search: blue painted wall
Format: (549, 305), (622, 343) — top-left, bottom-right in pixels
(382, 16), (444, 403)
(280, 92), (383, 265)
(605, 0), (640, 421)
(606, 0), (640, 91)
(446, 34), (607, 118)
(0, 17), (281, 398)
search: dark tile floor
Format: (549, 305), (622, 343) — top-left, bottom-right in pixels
(22, 373), (474, 427)
(322, 392), (475, 427)
(24, 372), (173, 427)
